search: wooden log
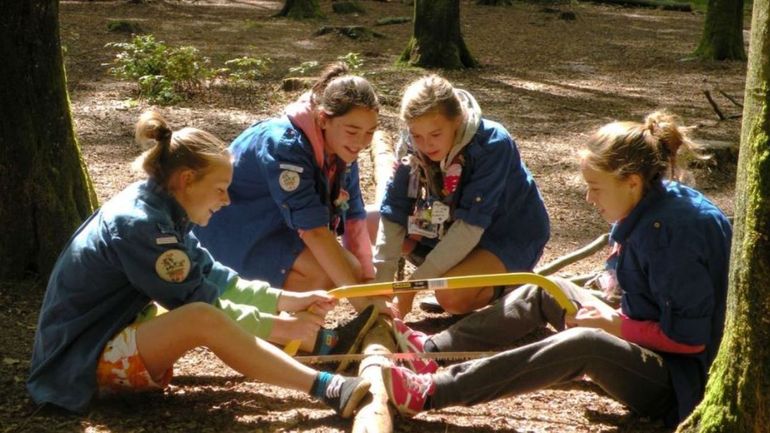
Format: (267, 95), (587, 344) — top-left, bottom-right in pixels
(352, 316), (397, 433)
(371, 130), (396, 204)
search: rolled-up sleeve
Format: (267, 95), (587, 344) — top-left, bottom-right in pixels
(261, 135), (329, 230)
(648, 225), (715, 346)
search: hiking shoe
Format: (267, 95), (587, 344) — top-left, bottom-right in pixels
(321, 375), (371, 418)
(382, 365), (434, 417)
(418, 294), (445, 313)
(332, 304), (379, 372)
(392, 319), (439, 374)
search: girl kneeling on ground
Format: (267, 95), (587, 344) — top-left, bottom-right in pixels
(373, 74), (550, 317)
(194, 63), (393, 316)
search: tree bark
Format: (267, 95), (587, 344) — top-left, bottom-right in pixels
(694, 0), (746, 60)
(276, 0), (322, 19)
(399, 0), (477, 69)
(677, 2), (770, 432)
(0, 0), (97, 279)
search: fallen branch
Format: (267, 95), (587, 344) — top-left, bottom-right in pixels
(535, 233), (609, 276)
(588, 0), (691, 11)
(704, 90), (726, 121)
(717, 88), (744, 108)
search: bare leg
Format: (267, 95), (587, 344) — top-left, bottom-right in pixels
(135, 302), (317, 393)
(284, 248), (363, 292)
(435, 248), (506, 315)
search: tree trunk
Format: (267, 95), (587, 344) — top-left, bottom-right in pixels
(399, 0), (477, 69)
(694, 0), (746, 60)
(0, 0), (97, 279)
(677, 3), (770, 432)
(276, 0), (322, 19)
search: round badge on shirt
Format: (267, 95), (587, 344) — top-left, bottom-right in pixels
(155, 249), (191, 283)
(279, 170), (300, 192)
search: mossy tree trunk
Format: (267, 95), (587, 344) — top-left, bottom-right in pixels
(277, 0), (322, 19)
(694, 0), (746, 60)
(677, 3), (770, 432)
(0, 0), (97, 279)
(399, 0), (477, 69)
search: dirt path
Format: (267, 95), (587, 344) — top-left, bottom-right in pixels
(0, 1), (744, 432)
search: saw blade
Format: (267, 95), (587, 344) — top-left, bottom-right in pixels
(294, 351), (497, 365)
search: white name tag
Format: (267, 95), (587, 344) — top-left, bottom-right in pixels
(279, 163), (304, 173)
(156, 236), (178, 245)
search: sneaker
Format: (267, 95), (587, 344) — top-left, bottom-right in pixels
(392, 319), (439, 374)
(321, 375), (372, 419)
(331, 304), (379, 372)
(382, 365), (434, 417)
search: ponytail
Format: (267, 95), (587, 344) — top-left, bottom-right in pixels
(133, 110), (228, 187)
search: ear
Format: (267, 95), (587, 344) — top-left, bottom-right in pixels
(318, 111), (329, 130)
(626, 173), (643, 192)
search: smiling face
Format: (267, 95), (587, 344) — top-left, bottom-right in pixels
(407, 111), (462, 162)
(320, 106), (378, 163)
(172, 154), (233, 226)
(580, 160), (643, 224)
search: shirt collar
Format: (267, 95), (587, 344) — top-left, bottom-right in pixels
(144, 179), (191, 230)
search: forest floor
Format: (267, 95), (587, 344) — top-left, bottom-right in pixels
(0, 0), (747, 432)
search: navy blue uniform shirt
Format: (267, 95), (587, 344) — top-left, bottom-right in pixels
(380, 118), (550, 271)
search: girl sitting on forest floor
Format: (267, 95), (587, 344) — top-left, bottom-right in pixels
(27, 111), (371, 418)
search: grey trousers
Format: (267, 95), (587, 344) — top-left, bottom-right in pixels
(428, 280), (676, 419)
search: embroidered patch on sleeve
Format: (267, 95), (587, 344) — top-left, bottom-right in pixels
(155, 249), (191, 283)
(279, 170), (301, 192)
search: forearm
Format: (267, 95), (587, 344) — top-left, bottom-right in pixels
(302, 226), (359, 286)
(620, 313), (705, 354)
(373, 218), (407, 282)
(411, 220), (483, 280)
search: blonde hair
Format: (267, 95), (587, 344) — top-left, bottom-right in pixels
(400, 75), (462, 122)
(311, 62), (379, 117)
(580, 111), (695, 189)
(133, 111), (229, 187)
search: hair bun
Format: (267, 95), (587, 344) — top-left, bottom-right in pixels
(135, 111), (172, 150)
(644, 110), (685, 158)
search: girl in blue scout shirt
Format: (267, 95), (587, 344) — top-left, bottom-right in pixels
(373, 75), (550, 317)
(194, 63), (392, 315)
(381, 112), (731, 427)
(27, 111), (370, 417)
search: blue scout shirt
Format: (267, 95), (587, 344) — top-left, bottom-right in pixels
(611, 181), (731, 423)
(380, 118), (550, 271)
(27, 180), (238, 413)
(194, 117), (367, 287)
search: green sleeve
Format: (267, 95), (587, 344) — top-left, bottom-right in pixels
(215, 277), (282, 338)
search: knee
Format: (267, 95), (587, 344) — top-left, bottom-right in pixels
(437, 292), (477, 315)
(556, 327), (611, 356)
(176, 302), (231, 334)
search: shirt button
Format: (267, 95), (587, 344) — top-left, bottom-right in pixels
(475, 196), (482, 202)
(281, 269), (286, 274)
(653, 221), (661, 229)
